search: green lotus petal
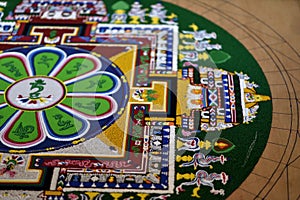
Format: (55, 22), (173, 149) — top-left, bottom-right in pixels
(33, 52), (61, 76)
(61, 96), (112, 117)
(0, 56), (28, 80)
(0, 78), (10, 91)
(0, 94), (5, 104)
(6, 112), (40, 143)
(43, 107), (86, 137)
(0, 106), (16, 129)
(56, 57), (97, 82)
(66, 73), (115, 93)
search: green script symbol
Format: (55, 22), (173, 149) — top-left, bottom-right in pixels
(2, 61), (22, 77)
(38, 55), (54, 68)
(29, 79), (46, 99)
(86, 79), (107, 89)
(66, 62), (88, 74)
(53, 114), (74, 131)
(12, 122), (34, 140)
(75, 101), (101, 112)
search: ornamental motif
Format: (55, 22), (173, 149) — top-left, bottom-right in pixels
(0, 46), (129, 152)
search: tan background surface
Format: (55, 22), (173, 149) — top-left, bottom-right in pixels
(164, 0), (300, 199)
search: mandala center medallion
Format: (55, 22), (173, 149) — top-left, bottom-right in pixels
(5, 77), (66, 111)
(0, 45), (129, 152)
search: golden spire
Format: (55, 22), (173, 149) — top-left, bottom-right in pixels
(244, 88), (271, 108)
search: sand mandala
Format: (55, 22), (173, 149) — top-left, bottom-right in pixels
(0, 45), (129, 152)
(0, 0), (273, 199)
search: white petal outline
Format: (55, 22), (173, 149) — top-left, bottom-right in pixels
(0, 111), (47, 149)
(40, 108), (91, 142)
(0, 73), (15, 84)
(65, 71), (122, 96)
(58, 95), (118, 120)
(27, 46), (67, 76)
(0, 102), (7, 109)
(0, 52), (32, 79)
(49, 53), (102, 82)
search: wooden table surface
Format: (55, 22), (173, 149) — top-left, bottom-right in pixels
(165, 0), (300, 199)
